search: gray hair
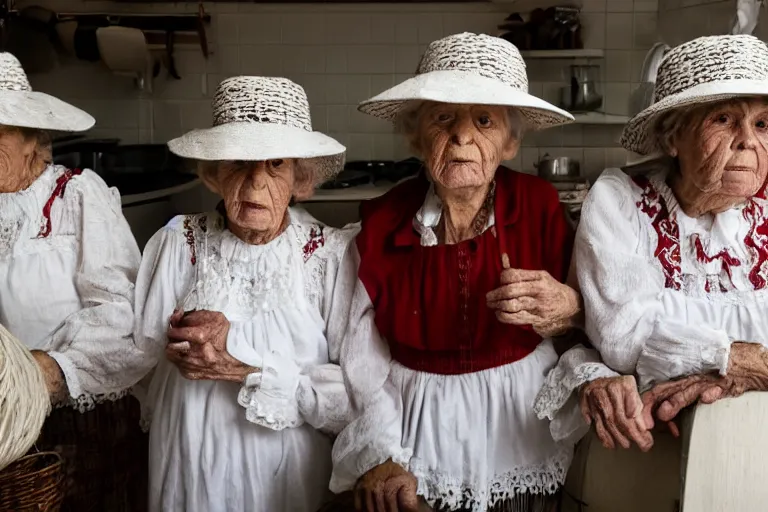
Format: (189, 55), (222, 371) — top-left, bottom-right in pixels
(395, 101), (526, 157)
(654, 106), (698, 156)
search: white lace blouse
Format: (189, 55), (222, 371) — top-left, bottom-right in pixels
(135, 207), (358, 512)
(535, 166), (768, 442)
(0, 164), (143, 412)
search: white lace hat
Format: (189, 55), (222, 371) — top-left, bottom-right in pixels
(0, 52), (94, 132)
(358, 32), (574, 130)
(168, 76), (345, 183)
(622, 34), (768, 156)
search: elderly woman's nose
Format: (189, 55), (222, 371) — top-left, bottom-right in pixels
(246, 162), (269, 189)
(732, 123), (759, 150)
(449, 114), (475, 145)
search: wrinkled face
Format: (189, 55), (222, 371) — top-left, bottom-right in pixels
(671, 99), (768, 209)
(203, 159), (309, 233)
(0, 126), (39, 192)
(413, 103), (520, 190)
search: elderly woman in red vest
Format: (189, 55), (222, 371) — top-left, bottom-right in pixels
(326, 33), (588, 512)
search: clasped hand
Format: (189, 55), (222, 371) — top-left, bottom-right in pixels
(165, 309), (257, 383)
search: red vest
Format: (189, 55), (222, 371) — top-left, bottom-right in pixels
(356, 168), (575, 375)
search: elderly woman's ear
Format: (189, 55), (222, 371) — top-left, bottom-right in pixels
(501, 134), (520, 161)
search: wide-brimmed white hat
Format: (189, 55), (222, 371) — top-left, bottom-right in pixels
(622, 34), (768, 156)
(0, 52), (94, 132)
(358, 32), (574, 130)
(168, 76), (345, 184)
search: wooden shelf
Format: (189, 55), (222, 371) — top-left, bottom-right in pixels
(520, 49), (604, 59)
(573, 112), (629, 125)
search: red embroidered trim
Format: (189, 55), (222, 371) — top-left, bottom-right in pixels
(37, 168), (83, 238)
(691, 234), (741, 292)
(632, 176), (682, 290)
(184, 217), (197, 265)
(303, 226), (325, 262)
(743, 200), (768, 289)
(183, 215), (208, 265)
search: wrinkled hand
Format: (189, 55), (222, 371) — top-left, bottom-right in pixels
(166, 309), (256, 383)
(641, 342), (768, 424)
(579, 375), (654, 451)
(640, 374), (725, 428)
(486, 268), (581, 337)
(354, 459), (419, 512)
(30, 350), (67, 405)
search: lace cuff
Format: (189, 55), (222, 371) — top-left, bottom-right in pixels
(329, 441), (413, 494)
(236, 350), (303, 431)
(534, 345), (619, 443)
(637, 322), (731, 389)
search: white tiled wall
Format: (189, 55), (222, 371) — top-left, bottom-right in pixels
(658, 0), (736, 45)
(27, 0), (662, 180)
(660, 0), (768, 47)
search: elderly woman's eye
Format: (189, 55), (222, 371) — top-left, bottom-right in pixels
(229, 160), (249, 171)
(270, 159), (284, 168)
(715, 113), (730, 124)
(477, 115), (492, 127)
(756, 119), (767, 130)
(437, 113), (452, 123)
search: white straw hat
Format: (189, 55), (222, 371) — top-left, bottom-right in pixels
(168, 76), (345, 184)
(358, 32), (574, 130)
(621, 34), (768, 156)
(0, 52), (94, 132)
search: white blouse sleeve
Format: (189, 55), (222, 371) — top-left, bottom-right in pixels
(236, 225), (359, 434)
(577, 170), (731, 388)
(534, 343), (620, 444)
(326, 241), (412, 494)
(45, 173), (146, 402)
(133, 223), (196, 390)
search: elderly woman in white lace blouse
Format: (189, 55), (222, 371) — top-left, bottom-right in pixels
(134, 76), (357, 512)
(535, 35), (768, 452)
(0, 53), (147, 510)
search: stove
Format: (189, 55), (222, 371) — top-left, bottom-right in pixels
(320, 158), (423, 190)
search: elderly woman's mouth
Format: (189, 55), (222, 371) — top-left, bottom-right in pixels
(448, 158), (477, 165)
(241, 201), (268, 211)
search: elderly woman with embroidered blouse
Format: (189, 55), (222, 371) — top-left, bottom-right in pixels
(325, 33), (585, 512)
(0, 53), (146, 510)
(134, 76), (357, 512)
(535, 35), (768, 453)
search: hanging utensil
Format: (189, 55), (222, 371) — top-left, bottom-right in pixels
(731, 0), (764, 35)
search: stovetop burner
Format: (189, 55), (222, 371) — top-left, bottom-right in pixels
(320, 158), (423, 190)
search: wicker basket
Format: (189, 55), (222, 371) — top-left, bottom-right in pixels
(0, 451), (65, 512)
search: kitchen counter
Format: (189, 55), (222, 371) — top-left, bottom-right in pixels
(307, 183), (397, 202)
(121, 177), (201, 206)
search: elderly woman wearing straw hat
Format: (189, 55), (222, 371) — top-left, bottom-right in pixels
(325, 33), (595, 512)
(134, 76), (358, 512)
(0, 53), (148, 510)
(534, 34), (768, 454)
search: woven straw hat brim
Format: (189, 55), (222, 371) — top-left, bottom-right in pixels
(168, 122), (346, 184)
(621, 79), (768, 155)
(358, 70), (574, 130)
(0, 90), (94, 132)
